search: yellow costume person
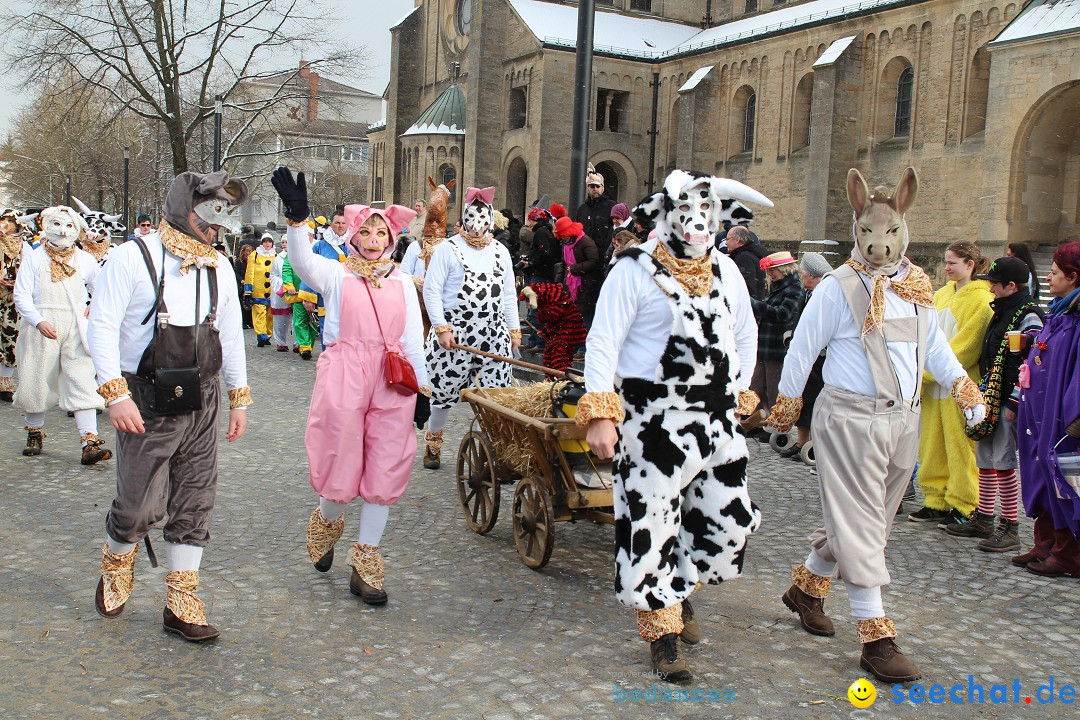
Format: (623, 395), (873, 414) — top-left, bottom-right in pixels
(911, 240), (993, 522)
(244, 233), (277, 346)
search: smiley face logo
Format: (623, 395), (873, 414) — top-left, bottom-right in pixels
(848, 678), (876, 708)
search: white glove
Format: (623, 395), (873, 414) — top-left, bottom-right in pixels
(964, 404), (987, 428)
(521, 286), (538, 309)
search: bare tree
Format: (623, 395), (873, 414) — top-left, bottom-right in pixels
(8, 0), (361, 176)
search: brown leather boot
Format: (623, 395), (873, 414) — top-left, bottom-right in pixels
(783, 565), (835, 636)
(163, 607), (220, 642)
(649, 634), (692, 683)
(423, 431), (443, 470)
(80, 433), (113, 466)
(860, 636), (922, 683)
(1013, 511), (1055, 566)
(23, 427), (44, 456)
(95, 542), (138, 618)
(679, 599), (701, 645)
(306, 508), (345, 572)
(348, 543), (388, 605)
(163, 570), (220, 643)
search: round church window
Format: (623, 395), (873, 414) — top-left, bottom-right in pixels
(456, 0), (472, 36)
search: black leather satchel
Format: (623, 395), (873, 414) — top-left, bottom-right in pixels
(151, 268), (205, 415)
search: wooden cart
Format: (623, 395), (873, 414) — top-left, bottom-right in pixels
(454, 353), (614, 570)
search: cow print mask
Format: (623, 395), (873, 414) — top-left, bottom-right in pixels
(461, 201), (493, 239)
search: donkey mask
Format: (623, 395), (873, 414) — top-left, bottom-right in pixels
(847, 167), (918, 274)
(424, 176), (456, 240)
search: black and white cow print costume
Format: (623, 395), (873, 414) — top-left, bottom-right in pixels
(72, 196), (125, 265)
(578, 170), (772, 670)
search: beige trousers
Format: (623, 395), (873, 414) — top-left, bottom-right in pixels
(807, 385), (920, 588)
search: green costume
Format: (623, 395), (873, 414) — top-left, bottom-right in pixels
(281, 256), (317, 353)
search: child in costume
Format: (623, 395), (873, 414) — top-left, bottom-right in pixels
(0, 209), (31, 402)
(943, 256), (1042, 549)
(421, 186), (522, 469)
(910, 240), (993, 525)
(579, 169), (771, 683)
(89, 170), (251, 642)
(244, 233), (277, 346)
(13, 205), (112, 464)
(282, 225), (318, 358)
(269, 235), (293, 351)
(296, 211), (348, 347)
(768, 168), (986, 683)
(270, 167), (428, 604)
(519, 282), (586, 374)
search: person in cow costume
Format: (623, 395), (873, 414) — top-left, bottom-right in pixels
(88, 170), (251, 642)
(13, 205), (112, 464)
(72, 196), (125, 266)
(0, 209), (32, 402)
(578, 169), (770, 682)
(421, 186), (522, 469)
(767, 168), (987, 683)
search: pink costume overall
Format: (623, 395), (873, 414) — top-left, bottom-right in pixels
(306, 271), (417, 505)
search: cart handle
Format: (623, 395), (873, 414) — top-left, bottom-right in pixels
(451, 343), (583, 381)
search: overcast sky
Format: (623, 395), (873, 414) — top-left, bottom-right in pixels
(0, 0), (416, 136)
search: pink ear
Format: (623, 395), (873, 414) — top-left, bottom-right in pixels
(381, 205), (418, 236)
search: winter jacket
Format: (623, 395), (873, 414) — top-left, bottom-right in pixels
(730, 242), (769, 300)
(523, 220), (557, 282)
(563, 233), (602, 312)
(574, 195), (616, 257)
(751, 273), (803, 361)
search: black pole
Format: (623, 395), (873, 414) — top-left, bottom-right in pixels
(65, 175), (71, 206)
(122, 147), (130, 238)
(647, 70), (660, 194)
(568, 0), (595, 215)
(213, 94), (223, 172)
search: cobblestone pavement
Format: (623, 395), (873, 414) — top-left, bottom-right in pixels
(1, 332), (1077, 720)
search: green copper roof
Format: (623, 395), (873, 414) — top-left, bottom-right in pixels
(401, 84), (466, 137)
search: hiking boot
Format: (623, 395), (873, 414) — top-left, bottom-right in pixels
(423, 447), (440, 470)
(22, 427), (45, 456)
(978, 519), (1021, 552)
(163, 608), (220, 642)
(860, 637), (922, 683)
(649, 633), (692, 683)
(80, 433), (113, 466)
(424, 431), (443, 470)
(943, 511), (994, 538)
(782, 583), (835, 636)
(907, 506), (950, 523)
(679, 599), (701, 645)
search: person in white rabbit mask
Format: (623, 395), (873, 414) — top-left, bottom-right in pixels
(13, 205), (111, 464)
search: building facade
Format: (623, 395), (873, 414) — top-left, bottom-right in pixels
(368, 0), (1080, 261)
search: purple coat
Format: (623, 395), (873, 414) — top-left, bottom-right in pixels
(1017, 295), (1080, 537)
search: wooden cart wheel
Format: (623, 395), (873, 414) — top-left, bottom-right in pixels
(512, 476), (555, 570)
(456, 431), (500, 534)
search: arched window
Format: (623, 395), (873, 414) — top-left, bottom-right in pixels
(440, 164), (457, 205)
(743, 93), (757, 152)
(894, 67), (914, 137)
(791, 73), (814, 152)
(963, 48), (990, 139)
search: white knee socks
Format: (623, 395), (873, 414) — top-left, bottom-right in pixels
(24, 412), (45, 429)
(107, 535), (136, 556)
(166, 542), (203, 572)
(357, 502), (390, 546)
(428, 406), (450, 434)
(319, 497), (348, 524)
(0, 366), (13, 378)
(847, 583), (884, 620)
(74, 409), (97, 441)
(804, 549), (836, 578)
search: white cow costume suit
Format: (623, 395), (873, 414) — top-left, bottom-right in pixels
(767, 168), (987, 683)
(420, 185), (521, 468)
(13, 205), (111, 463)
(578, 170), (771, 682)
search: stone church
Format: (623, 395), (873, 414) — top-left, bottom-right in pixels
(367, 0), (1080, 256)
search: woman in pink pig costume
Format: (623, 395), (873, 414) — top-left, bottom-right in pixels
(273, 167), (429, 606)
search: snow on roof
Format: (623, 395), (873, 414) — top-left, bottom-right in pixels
(391, 6), (420, 30)
(510, 0), (909, 59)
(678, 66), (714, 93)
(508, 0), (697, 57)
(991, 0), (1080, 46)
(401, 84), (467, 137)
(813, 35), (857, 66)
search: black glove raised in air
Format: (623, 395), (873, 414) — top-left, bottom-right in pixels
(270, 167), (310, 223)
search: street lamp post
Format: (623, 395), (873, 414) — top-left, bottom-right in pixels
(122, 146), (130, 239)
(569, 0), (596, 214)
(213, 94), (223, 172)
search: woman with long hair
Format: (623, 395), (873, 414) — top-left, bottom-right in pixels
(910, 240), (994, 525)
(1016, 241), (1080, 578)
(1007, 243), (1040, 302)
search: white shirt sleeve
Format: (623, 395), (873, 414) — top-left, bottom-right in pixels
(778, 277), (843, 398)
(87, 246), (136, 386)
(400, 242), (422, 278)
(398, 275), (430, 387)
(584, 260), (642, 393)
(423, 242), (451, 329)
(923, 308), (967, 389)
(215, 256), (249, 392)
(498, 243), (520, 331)
(718, 253), (757, 390)
(287, 224), (341, 297)
(13, 248), (42, 329)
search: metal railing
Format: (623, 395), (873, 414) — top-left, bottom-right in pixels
(540, 0), (902, 59)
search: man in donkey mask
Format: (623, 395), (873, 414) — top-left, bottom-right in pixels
(579, 169), (771, 682)
(767, 168), (986, 682)
(421, 186), (522, 469)
(13, 205), (112, 463)
(88, 170), (252, 642)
